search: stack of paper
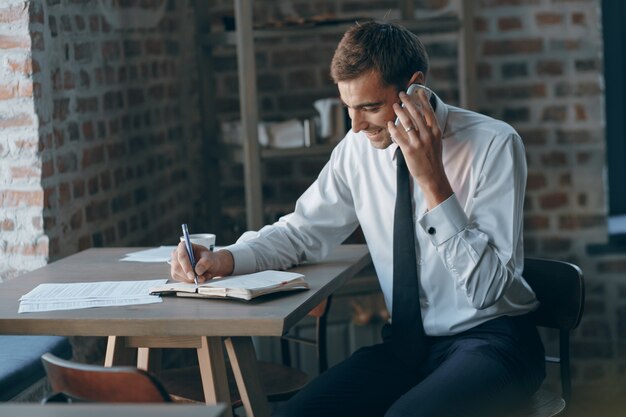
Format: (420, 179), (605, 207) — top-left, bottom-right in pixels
(120, 246), (176, 263)
(18, 279), (168, 313)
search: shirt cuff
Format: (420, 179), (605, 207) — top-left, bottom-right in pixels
(222, 243), (257, 275)
(418, 194), (469, 246)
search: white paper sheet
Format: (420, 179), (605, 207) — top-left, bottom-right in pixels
(18, 279), (168, 313)
(120, 246), (177, 263)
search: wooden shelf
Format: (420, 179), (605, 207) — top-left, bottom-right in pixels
(261, 143), (336, 159)
(202, 17), (461, 46)
(227, 143), (336, 163)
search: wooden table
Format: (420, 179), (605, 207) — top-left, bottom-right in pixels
(0, 245), (371, 417)
(0, 404), (226, 417)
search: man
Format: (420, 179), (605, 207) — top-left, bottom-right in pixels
(171, 21), (545, 417)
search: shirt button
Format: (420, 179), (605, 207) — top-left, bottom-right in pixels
(428, 227), (436, 235)
(417, 259), (423, 265)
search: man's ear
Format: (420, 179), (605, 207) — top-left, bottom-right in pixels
(407, 71), (425, 87)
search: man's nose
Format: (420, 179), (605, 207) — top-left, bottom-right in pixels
(350, 110), (367, 133)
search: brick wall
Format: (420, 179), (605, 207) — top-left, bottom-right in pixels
(1, 0), (622, 398)
(0, 1), (45, 280)
(206, 0), (623, 393)
(0, 0), (205, 281)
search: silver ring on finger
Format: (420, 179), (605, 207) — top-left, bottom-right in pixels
(405, 125), (415, 133)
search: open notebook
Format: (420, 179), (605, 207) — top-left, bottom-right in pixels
(149, 270), (309, 301)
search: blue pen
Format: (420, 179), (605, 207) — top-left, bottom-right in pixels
(181, 223), (199, 288)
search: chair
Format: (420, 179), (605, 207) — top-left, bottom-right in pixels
(159, 296), (333, 407)
(41, 352), (172, 403)
(517, 257), (585, 417)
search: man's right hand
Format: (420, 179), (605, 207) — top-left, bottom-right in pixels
(170, 242), (235, 283)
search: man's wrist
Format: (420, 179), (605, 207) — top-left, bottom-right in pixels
(216, 249), (235, 276)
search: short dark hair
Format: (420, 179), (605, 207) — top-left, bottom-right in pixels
(330, 21), (429, 90)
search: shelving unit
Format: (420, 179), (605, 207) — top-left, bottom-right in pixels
(198, 0), (476, 230)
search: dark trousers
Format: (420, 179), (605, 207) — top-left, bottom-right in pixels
(273, 314), (546, 417)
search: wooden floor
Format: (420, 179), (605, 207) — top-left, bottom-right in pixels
(564, 382), (626, 417)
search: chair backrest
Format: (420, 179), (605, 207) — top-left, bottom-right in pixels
(41, 353), (172, 403)
(522, 257), (585, 403)
(523, 258), (585, 331)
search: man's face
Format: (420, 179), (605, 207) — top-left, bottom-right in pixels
(337, 70), (400, 149)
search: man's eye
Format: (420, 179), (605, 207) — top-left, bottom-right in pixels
(364, 107), (379, 112)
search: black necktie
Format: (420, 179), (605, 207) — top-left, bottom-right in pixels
(392, 148), (427, 368)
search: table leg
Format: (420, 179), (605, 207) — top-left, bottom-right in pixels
(224, 336), (270, 417)
(104, 336), (136, 367)
(197, 336), (234, 417)
(137, 347), (162, 375)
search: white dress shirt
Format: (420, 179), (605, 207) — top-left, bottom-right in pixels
(226, 93), (539, 336)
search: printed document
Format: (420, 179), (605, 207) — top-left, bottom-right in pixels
(18, 279), (168, 313)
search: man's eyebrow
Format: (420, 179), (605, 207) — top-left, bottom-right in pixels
(341, 100), (385, 109)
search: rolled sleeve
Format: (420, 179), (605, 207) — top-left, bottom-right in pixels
(223, 243), (257, 275)
(418, 194), (469, 246)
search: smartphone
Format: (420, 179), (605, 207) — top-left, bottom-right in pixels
(394, 84), (434, 127)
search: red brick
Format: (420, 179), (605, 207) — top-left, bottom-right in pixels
(1, 219), (15, 231)
(56, 152), (78, 173)
(63, 70), (75, 89)
(498, 16), (522, 31)
(89, 15), (100, 32)
(572, 12), (586, 26)
(10, 166), (39, 180)
(30, 31), (44, 50)
(7, 57), (33, 76)
(53, 98), (70, 121)
(17, 239), (48, 257)
(82, 145), (104, 168)
(540, 151), (567, 166)
(0, 113), (32, 128)
(474, 17), (488, 32)
(43, 187), (55, 209)
(526, 173), (546, 190)
(29, 2), (43, 24)
(73, 179), (85, 198)
(524, 215), (549, 231)
(70, 210), (82, 230)
(82, 121), (95, 140)
(485, 84), (546, 100)
(0, 83), (17, 100)
(0, 35), (30, 49)
(32, 216), (42, 230)
(574, 104), (587, 121)
(536, 12), (563, 26)
(0, 190), (43, 207)
(537, 60), (564, 76)
(0, 4), (28, 23)
(541, 105), (567, 122)
(479, 0), (540, 6)
(556, 129), (592, 144)
(598, 260), (626, 274)
(549, 39), (581, 51)
(43, 215), (55, 230)
(75, 15), (85, 31)
(539, 192), (568, 209)
(483, 39), (542, 55)
(559, 215), (605, 230)
(518, 129), (548, 146)
(58, 182), (71, 206)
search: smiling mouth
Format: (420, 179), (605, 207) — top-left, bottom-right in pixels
(365, 128), (382, 136)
